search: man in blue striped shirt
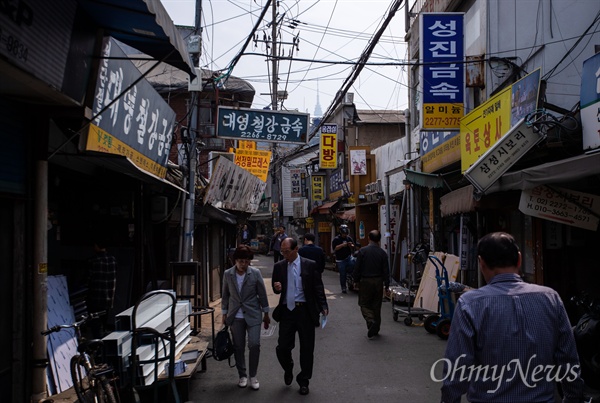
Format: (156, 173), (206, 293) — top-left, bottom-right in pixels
(440, 232), (584, 403)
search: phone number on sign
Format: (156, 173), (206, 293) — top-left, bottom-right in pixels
(240, 132), (288, 141)
(424, 117), (460, 127)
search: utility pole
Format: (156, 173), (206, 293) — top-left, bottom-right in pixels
(271, 0), (278, 111)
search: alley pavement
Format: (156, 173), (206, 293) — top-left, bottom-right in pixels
(187, 253), (448, 402)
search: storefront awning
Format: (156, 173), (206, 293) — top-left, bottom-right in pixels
(310, 200), (339, 215)
(52, 153), (186, 192)
(337, 208), (356, 222)
(404, 169), (445, 189)
(440, 185), (478, 217)
(486, 152), (600, 194)
(197, 204), (238, 225)
(77, 0), (196, 77)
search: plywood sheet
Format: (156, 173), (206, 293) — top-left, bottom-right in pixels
(413, 253), (460, 312)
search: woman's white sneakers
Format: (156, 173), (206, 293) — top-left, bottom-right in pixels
(238, 377), (248, 388)
(250, 377), (260, 390)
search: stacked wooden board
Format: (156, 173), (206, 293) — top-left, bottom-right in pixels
(413, 253), (460, 313)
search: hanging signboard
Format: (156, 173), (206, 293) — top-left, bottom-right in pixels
(217, 106), (309, 144)
(420, 13), (465, 130)
(319, 124), (338, 169)
(234, 148), (271, 182)
(379, 204), (400, 254)
(350, 149), (367, 175)
(519, 186), (600, 231)
(312, 176), (325, 201)
(290, 169), (303, 198)
(85, 38), (176, 178)
(464, 119), (544, 195)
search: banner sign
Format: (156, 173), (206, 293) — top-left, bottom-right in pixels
(350, 149), (367, 175)
(234, 149), (271, 182)
(519, 186), (600, 231)
(319, 124), (338, 169)
(464, 119), (544, 194)
(290, 169), (303, 198)
(86, 38), (176, 178)
(203, 157), (267, 213)
(379, 204), (400, 254)
(420, 13), (465, 130)
(312, 176), (325, 201)
(461, 69), (541, 172)
(217, 106), (309, 144)
(580, 53), (600, 152)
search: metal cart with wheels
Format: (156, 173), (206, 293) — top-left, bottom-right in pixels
(422, 255), (455, 340)
(391, 285), (436, 326)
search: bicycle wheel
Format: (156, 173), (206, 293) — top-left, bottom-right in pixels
(98, 375), (118, 403)
(71, 354), (115, 403)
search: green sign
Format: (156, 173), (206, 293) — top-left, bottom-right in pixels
(217, 106), (309, 144)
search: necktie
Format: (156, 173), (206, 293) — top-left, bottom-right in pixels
(287, 262), (295, 310)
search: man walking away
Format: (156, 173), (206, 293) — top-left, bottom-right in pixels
(298, 233), (326, 273)
(353, 230), (389, 339)
(441, 231), (584, 403)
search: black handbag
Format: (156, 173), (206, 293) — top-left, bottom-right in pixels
(213, 326), (235, 367)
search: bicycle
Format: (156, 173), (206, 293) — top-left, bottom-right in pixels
(42, 311), (120, 403)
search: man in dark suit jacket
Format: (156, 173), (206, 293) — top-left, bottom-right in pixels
(298, 233), (326, 273)
(272, 237), (329, 396)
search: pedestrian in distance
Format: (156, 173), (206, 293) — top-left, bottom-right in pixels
(331, 224), (355, 293)
(353, 230), (390, 339)
(270, 225), (287, 263)
(87, 236), (117, 339)
(272, 237), (329, 396)
(240, 223), (251, 246)
(298, 232), (326, 273)
(440, 231), (584, 403)
(221, 245), (271, 390)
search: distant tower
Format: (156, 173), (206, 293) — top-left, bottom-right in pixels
(313, 80), (323, 117)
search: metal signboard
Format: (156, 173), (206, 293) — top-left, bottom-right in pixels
(420, 13), (465, 130)
(519, 186), (600, 231)
(86, 38), (176, 178)
(464, 119), (544, 195)
(312, 176), (325, 201)
(217, 106), (309, 144)
(234, 149), (271, 182)
(319, 124), (338, 169)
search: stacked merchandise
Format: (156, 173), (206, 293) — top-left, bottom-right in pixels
(103, 291), (192, 386)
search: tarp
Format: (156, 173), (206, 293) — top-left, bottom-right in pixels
(440, 185), (477, 217)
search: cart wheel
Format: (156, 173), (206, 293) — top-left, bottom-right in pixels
(436, 318), (451, 340)
(404, 317), (413, 326)
(418, 315), (425, 321)
(393, 311), (399, 321)
(424, 314), (440, 334)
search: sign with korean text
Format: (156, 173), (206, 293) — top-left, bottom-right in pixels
(86, 38), (175, 178)
(234, 149), (271, 182)
(318, 221), (330, 233)
(217, 106), (309, 144)
(519, 186), (600, 231)
(329, 169), (345, 199)
(379, 204), (400, 254)
(421, 13), (464, 130)
(420, 130), (460, 172)
(319, 124), (338, 169)
(203, 156), (267, 213)
(464, 119), (544, 194)
(238, 140), (257, 150)
(581, 52), (600, 152)
(312, 176), (325, 201)
(290, 169), (303, 198)
(461, 69), (541, 172)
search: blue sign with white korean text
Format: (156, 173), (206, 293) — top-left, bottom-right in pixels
(421, 13), (464, 130)
(217, 106), (309, 144)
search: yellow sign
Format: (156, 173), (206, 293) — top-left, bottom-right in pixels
(312, 176), (324, 200)
(234, 149), (271, 182)
(319, 124), (338, 169)
(86, 124), (167, 177)
(238, 140), (256, 150)
(423, 103), (463, 130)
(38, 263), (48, 274)
(318, 222), (330, 233)
(305, 217), (314, 224)
(460, 87), (511, 172)
(422, 135), (461, 173)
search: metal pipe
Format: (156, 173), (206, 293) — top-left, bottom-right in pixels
(31, 160), (48, 402)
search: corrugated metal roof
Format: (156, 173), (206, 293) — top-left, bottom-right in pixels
(356, 110), (405, 124)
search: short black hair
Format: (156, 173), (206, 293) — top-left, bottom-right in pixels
(284, 237), (298, 250)
(477, 232), (519, 269)
(232, 245), (254, 260)
(304, 233), (315, 242)
(368, 230), (381, 242)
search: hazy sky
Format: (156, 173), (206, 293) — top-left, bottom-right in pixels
(161, 0), (410, 116)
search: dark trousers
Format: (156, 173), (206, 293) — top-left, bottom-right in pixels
(273, 250), (283, 263)
(275, 304), (315, 387)
(358, 277), (384, 333)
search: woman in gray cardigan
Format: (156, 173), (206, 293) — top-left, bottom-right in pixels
(222, 245), (271, 390)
